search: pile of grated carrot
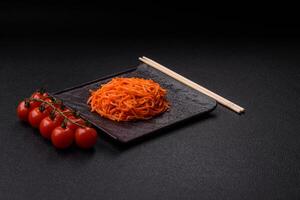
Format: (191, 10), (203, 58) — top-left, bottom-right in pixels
(87, 77), (170, 122)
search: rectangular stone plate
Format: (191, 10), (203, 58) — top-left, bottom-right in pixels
(52, 63), (217, 143)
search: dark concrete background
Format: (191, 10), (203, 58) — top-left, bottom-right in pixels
(0, 2), (300, 200)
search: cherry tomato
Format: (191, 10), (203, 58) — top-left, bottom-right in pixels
(51, 127), (74, 149)
(30, 92), (44, 107)
(28, 107), (50, 128)
(75, 127), (98, 149)
(54, 111), (64, 124)
(17, 101), (31, 121)
(48, 104), (67, 124)
(67, 116), (85, 130)
(30, 100), (41, 109)
(42, 92), (49, 98)
(53, 102), (61, 109)
(44, 98), (55, 113)
(31, 92), (44, 100)
(61, 108), (73, 117)
(39, 116), (62, 139)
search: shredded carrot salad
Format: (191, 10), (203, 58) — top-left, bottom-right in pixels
(87, 77), (170, 121)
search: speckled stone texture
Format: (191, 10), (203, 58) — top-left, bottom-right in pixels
(53, 63), (216, 142)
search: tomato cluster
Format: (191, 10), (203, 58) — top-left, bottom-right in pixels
(17, 90), (97, 149)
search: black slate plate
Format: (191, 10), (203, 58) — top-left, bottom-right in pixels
(52, 63), (217, 143)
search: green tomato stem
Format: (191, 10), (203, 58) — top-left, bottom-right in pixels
(29, 97), (85, 128)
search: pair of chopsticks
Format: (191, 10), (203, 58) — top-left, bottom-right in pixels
(139, 56), (245, 114)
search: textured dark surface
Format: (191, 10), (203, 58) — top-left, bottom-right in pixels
(0, 36), (300, 200)
(54, 63), (216, 143)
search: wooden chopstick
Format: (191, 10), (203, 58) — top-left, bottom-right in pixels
(139, 56), (245, 114)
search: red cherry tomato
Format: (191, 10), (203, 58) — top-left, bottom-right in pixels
(53, 111), (64, 124)
(31, 92), (44, 100)
(75, 127), (97, 149)
(28, 107), (49, 128)
(17, 101), (31, 121)
(30, 92), (45, 107)
(39, 116), (62, 139)
(42, 92), (49, 98)
(51, 127), (74, 149)
(30, 100), (41, 109)
(53, 102), (61, 109)
(61, 108), (73, 117)
(44, 98), (55, 113)
(67, 116), (85, 130)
